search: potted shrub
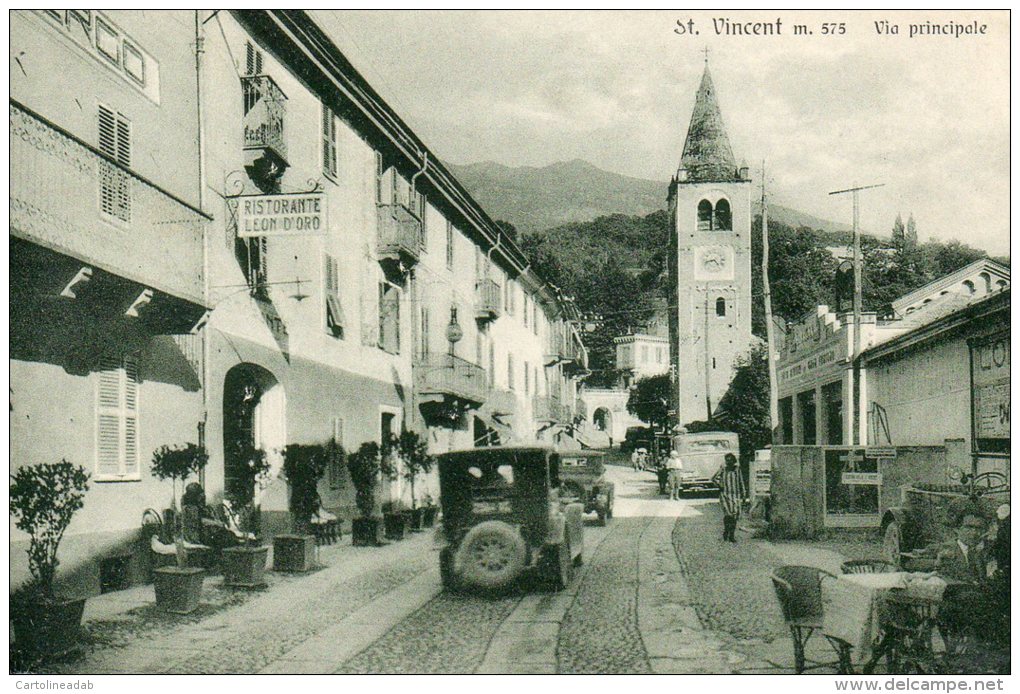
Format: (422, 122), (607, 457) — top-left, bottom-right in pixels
(420, 492), (439, 528)
(221, 445), (271, 588)
(395, 430), (435, 532)
(150, 442), (208, 614)
(349, 442), (385, 546)
(275, 443), (328, 572)
(382, 499), (409, 540)
(10, 460), (90, 659)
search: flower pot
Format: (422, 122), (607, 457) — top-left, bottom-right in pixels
(273, 534), (316, 572)
(221, 545), (269, 588)
(384, 512), (408, 540)
(406, 508), (425, 532)
(153, 566), (205, 614)
(422, 506), (439, 528)
(10, 595), (87, 658)
(352, 517), (385, 546)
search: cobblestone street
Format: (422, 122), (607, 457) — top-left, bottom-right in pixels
(38, 465), (866, 675)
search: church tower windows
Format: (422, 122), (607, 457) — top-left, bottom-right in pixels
(714, 199), (731, 230)
(697, 199), (713, 231)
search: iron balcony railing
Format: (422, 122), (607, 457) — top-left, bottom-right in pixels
(475, 278), (502, 321)
(414, 353), (488, 405)
(9, 101), (208, 305)
(377, 203), (424, 265)
(241, 74), (288, 166)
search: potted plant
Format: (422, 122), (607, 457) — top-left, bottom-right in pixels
(395, 430), (435, 532)
(10, 460), (90, 659)
(221, 445), (271, 588)
(420, 492), (439, 528)
(276, 443), (328, 572)
(150, 442), (209, 614)
(348, 441), (385, 546)
(382, 499), (410, 540)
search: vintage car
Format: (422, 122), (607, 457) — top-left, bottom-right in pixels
(436, 446), (585, 593)
(559, 450), (615, 525)
(880, 471), (1009, 569)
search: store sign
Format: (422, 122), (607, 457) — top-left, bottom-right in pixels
(972, 335), (1009, 440)
(237, 193), (326, 237)
(841, 472), (882, 485)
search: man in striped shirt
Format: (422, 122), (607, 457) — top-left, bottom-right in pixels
(712, 453), (746, 543)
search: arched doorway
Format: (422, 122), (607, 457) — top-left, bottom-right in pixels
(222, 363), (285, 504)
(593, 407), (612, 433)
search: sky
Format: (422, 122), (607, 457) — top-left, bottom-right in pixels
(315, 10), (1010, 255)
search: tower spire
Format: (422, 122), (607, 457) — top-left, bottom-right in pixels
(679, 61), (739, 183)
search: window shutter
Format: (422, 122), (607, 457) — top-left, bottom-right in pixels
(98, 106), (116, 156)
(375, 152), (384, 204)
(123, 356), (139, 476)
(322, 102), (337, 179)
(115, 115), (130, 166)
(96, 355), (139, 478)
(245, 42), (263, 76)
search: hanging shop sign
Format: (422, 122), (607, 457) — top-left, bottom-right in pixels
(237, 193), (326, 237)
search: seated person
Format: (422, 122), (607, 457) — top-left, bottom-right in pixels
(181, 483), (241, 551)
(935, 503), (997, 647)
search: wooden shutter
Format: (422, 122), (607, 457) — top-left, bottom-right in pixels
(96, 354), (139, 478)
(322, 102), (337, 179)
(245, 41), (263, 75)
(98, 105), (130, 222)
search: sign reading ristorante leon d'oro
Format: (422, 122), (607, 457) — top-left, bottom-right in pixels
(237, 193), (326, 237)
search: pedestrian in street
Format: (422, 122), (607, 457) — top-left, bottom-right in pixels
(666, 449), (684, 500)
(712, 453), (746, 542)
(631, 448), (641, 472)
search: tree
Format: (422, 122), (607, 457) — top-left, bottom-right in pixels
(891, 213), (905, 247)
(715, 343), (772, 464)
(626, 374), (672, 431)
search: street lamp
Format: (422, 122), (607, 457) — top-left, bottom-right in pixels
(446, 306), (463, 356)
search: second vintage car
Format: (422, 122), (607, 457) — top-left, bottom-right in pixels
(436, 446), (584, 593)
(559, 450), (615, 525)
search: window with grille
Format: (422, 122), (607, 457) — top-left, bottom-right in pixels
(322, 101), (337, 180)
(96, 354), (140, 480)
(324, 254), (344, 339)
(378, 282), (401, 355)
(98, 105), (130, 223)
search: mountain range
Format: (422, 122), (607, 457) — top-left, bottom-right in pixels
(445, 159), (854, 237)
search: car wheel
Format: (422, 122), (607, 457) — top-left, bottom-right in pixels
(456, 521), (527, 591)
(883, 520), (902, 568)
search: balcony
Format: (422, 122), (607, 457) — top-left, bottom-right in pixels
(415, 353), (488, 407)
(9, 101), (208, 315)
(544, 323), (588, 373)
(475, 278), (502, 321)
(377, 203), (424, 271)
(242, 75), (288, 170)
(533, 395), (567, 424)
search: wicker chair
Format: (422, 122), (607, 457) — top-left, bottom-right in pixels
(841, 559), (898, 575)
(771, 565), (845, 673)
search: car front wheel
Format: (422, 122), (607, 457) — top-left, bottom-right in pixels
(883, 520), (902, 568)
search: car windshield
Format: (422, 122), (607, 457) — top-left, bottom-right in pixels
(682, 438), (733, 452)
(438, 449), (556, 515)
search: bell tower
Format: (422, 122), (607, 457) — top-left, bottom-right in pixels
(668, 60), (753, 427)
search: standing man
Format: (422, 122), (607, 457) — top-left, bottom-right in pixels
(712, 453), (746, 542)
(631, 448), (641, 472)
(666, 449), (684, 500)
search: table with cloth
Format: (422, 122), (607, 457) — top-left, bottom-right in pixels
(821, 571), (948, 671)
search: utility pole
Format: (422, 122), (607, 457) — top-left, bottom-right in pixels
(828, 182), (884, 445)
(761, 162), (779, 442)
